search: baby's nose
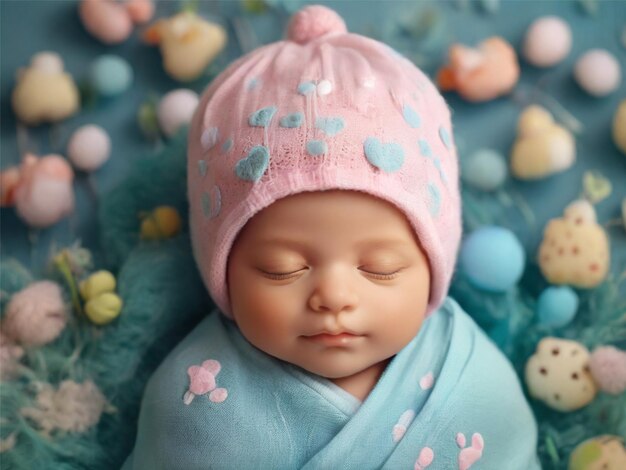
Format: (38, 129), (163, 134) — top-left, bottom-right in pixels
(307, 267), (359, 314)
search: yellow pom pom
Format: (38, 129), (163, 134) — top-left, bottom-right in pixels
(79, 270), (116, 300)
(84, 293), (123, 325)
(140, 206), (182, 240)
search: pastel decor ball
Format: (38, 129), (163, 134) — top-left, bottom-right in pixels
(569, 435), (626, 470)
(574, 49), (621, 97)
(157, 89), (199, 137)
(460, 226), (526, 292)
(462, 148), (507, 191)
(89, 55), (133, 96)
(537, 286), (578, 328)
(140, 206), (182, 240)
(589, 346), (626, 395)
(612, 99), (626, 155)
(67, 125), (111, 171)
(525, 337), (597, 412)
(523, 16), (571, 67)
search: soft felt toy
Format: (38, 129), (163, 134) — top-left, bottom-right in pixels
(79, 271), (123, 325)
(612, 99), (626, 155)
(522, 16), (572, 67)
(437, 36), (520, 102)
(79, 0), (154, 45)
(589, 346), (626, 396)
(7, 154), (75, 229)
(12, 52), (79, 125)
(143, 11), (227, 82)
(140, 206), (182, 240)
(568, 435), (626, 470)
(525, 337), (597, 412)
(538, 200), (610, 288)
(2, 281), (68, 348)
(510, 105), (576, 180)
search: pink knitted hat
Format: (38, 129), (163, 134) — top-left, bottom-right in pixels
(188, 5), (461, 318)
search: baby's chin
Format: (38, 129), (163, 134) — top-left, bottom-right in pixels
(288, 354), (383, 380)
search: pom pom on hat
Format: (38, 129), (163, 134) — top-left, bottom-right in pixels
(286, 5), (347, 44)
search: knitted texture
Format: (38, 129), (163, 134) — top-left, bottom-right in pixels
(188, 5), (462, 317)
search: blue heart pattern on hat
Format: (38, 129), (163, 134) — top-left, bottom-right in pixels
(364, 137), (405, 172)
(280, 112), (304, 128)
(201, 186), (222, 219)
(403, 104), (421, 128)
(249, 106), (277, 128)
(316, 117), (345, 136)
(235, 146), (270, 182)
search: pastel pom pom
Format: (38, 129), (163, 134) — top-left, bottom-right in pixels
(12, 52), (79, 125)
(510, 105), (575, 180)
(67, 125), (111, 172)
(574, 49), (621, 97)
(89, 55), (133, 96)
(13, 153), (75, 228)
(589, 346), (626, 395)
(286, 5), (347, 44)
(537, 286), (579, 328)
(461, 148), (507, 191)
(2, 281), (68, 347)
(157, 89), (199, 137)
(612, 99), (626, 155)
(460, 226), (526, 292)
(523, 16), (572, 67)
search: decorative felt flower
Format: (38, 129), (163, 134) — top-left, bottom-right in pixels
(184, 359), (228, 405)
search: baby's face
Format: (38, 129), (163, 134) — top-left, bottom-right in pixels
(227, 190), (431, 380)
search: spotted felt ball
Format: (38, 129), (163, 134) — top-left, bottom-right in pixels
(574, 49), (621, 97)
(589, 346), (626, 395)
(460, 226), (526, 292)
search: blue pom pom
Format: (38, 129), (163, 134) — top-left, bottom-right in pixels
(462, 149), (507, 191)
(460, 226), (526, 292)
(90, 55), (133, 96)
(306, 140), (327, 156)
(537, 287), (579, 328)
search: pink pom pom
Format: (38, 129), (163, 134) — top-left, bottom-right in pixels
(79, 0), (133, 45)
(125, 0), (154, 24)
(286, 5), (347, 44)
(589, 346), (626, 395)
(3, 281), (68, 347)
(13, 154), (75, 228)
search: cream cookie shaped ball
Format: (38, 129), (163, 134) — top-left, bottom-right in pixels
(525, 337), (597, 412)
(538, 200), (609, 288)
(569, 435), (626, 470)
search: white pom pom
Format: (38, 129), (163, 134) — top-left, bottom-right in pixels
(157, 89), (199, 138)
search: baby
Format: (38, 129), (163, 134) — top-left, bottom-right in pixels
(124, 5), (539, 469)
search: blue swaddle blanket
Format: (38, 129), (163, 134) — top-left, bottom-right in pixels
(123, 298), (540, 469)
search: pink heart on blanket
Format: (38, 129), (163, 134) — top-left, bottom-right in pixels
(187, 360), (221, 395)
